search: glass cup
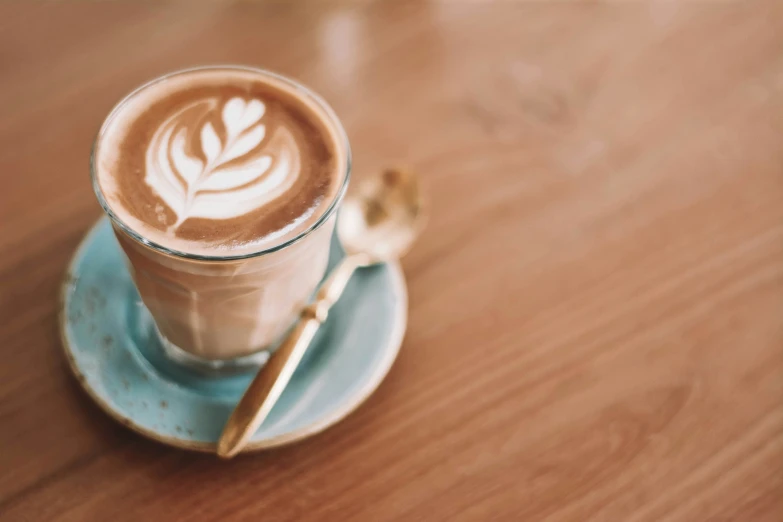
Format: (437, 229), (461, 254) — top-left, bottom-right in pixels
(90, 66), (351, 372)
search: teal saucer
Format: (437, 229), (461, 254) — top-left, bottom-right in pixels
(60, 218), (407, 453)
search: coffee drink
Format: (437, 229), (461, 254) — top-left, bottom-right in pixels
(95, 67), (346, 255)
(92, 67), (349, 363)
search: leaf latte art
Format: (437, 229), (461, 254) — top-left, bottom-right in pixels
(145, 96), (301, 230)
(95, 67), (345, 255)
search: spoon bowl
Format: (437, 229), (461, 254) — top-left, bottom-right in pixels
(337, 168), (423, 264)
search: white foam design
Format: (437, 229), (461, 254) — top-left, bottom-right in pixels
(143, 96), (300, 230)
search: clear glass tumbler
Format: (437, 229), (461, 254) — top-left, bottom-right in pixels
(90, 66), (351, 372)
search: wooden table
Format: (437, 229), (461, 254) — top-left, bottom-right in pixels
(1, 2), (782, 520)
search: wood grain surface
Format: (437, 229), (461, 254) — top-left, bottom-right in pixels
(1, 1), (782, 521)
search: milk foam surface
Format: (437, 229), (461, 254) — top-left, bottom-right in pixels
(94, 67), (347, 256)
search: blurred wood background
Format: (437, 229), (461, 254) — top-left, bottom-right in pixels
(1, 1), (782, 521)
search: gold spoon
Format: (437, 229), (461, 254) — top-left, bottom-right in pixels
(217, 168), (424, 458)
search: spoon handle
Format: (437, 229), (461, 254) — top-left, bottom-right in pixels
(217, 253), (367, 458)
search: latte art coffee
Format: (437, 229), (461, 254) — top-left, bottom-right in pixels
(92, 67), (350, 364)
(96, 67), (346, 255)
(147, 97), (301, 229)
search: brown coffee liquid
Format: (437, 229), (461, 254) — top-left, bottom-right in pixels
(94, 67), (347, 256)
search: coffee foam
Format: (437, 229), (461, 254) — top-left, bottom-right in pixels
(94, 68), (348, 256)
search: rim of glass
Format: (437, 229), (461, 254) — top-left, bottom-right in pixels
(90, 65), (352, 262)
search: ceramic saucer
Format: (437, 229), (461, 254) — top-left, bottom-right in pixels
(60, 218), (407, 453)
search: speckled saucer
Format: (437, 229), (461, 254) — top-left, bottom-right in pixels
(60, 217), (407, 453)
